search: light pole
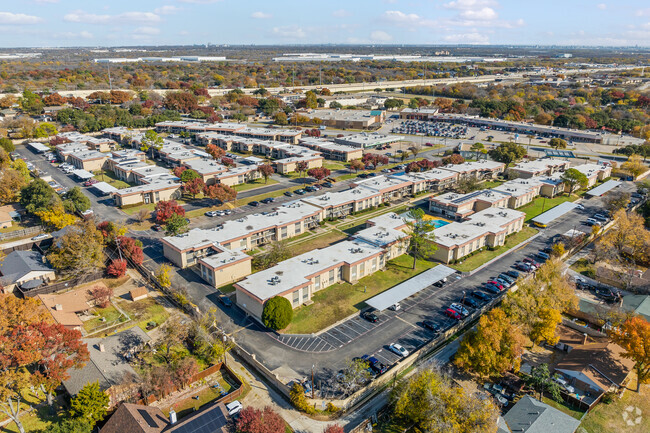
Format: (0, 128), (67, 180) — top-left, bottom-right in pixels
(311, 364), (315, 399)
(222, 335), (228, 366)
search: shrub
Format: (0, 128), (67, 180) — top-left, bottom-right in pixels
(262, 296), (293, 330)
(106, 259), (127, 278)
(290, 383), (314, 413)
(90, 285), (114, 308)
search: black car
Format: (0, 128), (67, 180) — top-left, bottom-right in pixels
(248, 201), (260, 207)
(433, 280), (445, 288)
(505, 270), (520, 279)
(471, 291), (492, 302)
(357, 173), (369, 179)
(368, 356), (387, 374)
(322, 182), (333, 188)
(294, 189), (306, 195)
(260, 197), (275, 204)
(422, 320), (441, 333)
(218, 296), (233, 307)
(483, 283), (501, 295)
(460, 297), (480, 309)
(152, 224), (162, 231)
(362, 311), (379, 323)
(284, 191), (293, 197)
(305, 186), (317, 192)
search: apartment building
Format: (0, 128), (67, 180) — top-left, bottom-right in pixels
(389, 169), (459, 194)
(197, 247), (252, 289)
(299, 109), (384, 129)
(301, 187), (383, 219)
(112, 179), (182, 208)
(275, 155), (323, 174)
(182, 158), (229, 185)
(68, 150), (107, 172)
(509, 158), (571, 178)
(352, 175), (415, 201)
(572, 163), (612, 187)
(429, 189), (511, 220)
(298, 138), (364, 161)
(333, 133), (403, 149)
(432, 207), (526, 264)
(442, 160), (505, 180)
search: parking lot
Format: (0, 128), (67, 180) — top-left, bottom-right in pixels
(391, 120), (468, 139)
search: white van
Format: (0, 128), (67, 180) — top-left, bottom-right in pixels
(226, 400), (242, 416)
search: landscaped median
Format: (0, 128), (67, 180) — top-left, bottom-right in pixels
(282, 255), (437, 335)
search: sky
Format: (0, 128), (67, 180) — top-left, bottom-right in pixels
(1, 0), (650, 48)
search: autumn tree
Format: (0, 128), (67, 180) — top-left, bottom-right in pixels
(337, 358), (373, 396)
(203, 183), (237, 204)
(609, 317), (650, 391)
(257, 164), (275, 184)
(560, 168), (588, 194)
(295, 160), (309, 181)
(0, 295), (89, 433)
(156, 264), (172, 288)
(117, 236), (144, 266)
(69, 381), (109, 426)
(106, 259), (127, 278)
(0, 168), (27, 204)
(404, 208), (437, 269)
(183, 177), (204, 199)
(349, 159), (365, 172)
(604, 190), (631, 213)
(488, 142), (526, 168)
(47, 220), (104, 278)
(442, 153), (465, 165)
(163, 91), (198, 113)
(206, 144), (225, 161)
(391, 367), (499, 433)
(157, 316), (190, 363)
(273, 111), (288, 125)
(454, 308), (525, 377)
(548, 138), (568, 149)
(236, 406), (286, 433)
(174, 357), (199, 389)
(307, 167), (331, 183)
(109, 90), (132, 104)
(154, 200), (185, 223)
(622, 154), (648, 179)
(140, 129), (164, 159)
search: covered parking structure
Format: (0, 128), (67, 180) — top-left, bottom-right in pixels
(27, 142), (50, 153)
(532, 201), (580, 228)
(366, 265), (457, 311)
(586, 179), (621, 197)
(91, 182), (118, 196)
(72, 169), (94, 181)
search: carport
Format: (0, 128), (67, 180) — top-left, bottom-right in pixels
(72, 169), (94, 181)
(366, 265), (457, 311)
(586, 179), (621, 197)
(27, 142), (50, 153)
(91, 181), (118, 196)
(532, 201), (580, 227)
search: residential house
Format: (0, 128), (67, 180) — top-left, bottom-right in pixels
(498, 395), (580, 433)
(0, 250), (56, 293)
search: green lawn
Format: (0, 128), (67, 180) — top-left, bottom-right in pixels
(282, 255), (437, 334)
(160, 374), (234, 419)
(219, 283), (237, 294)
(580, 379), (650, 433)
(233, 178), (279, 192)
(541, 397), (585, 421)
(323, 161), (348, 171)
(286, 231), (347, 257)
(0, 405), (63, 433)
(481, 179), (505, 189)
(93, 169), (133, 190)
(450, 226), (539, 273)
(120, 297), (169, 332)
(518, 195), (578, 222)
(82, 304), (127, 333)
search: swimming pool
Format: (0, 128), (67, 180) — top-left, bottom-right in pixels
(400, 212), (451, 229)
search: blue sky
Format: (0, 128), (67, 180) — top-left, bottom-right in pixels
(1, 0), (649, 47)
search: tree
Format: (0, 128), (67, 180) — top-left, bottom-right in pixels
(527, 364), (562, 401)
(69, 382), (109, 426)
(163, 91), (198, 113)
(0, 295), (88, 433)
(117, 236), (144, 266)
(236, 406), (286, 433)
(203, 183), (237, 204)
(43, 418), (93, 433)
(0, 168), (27, 204)
(206, 144), (225, 161)
(410, 144), (422, 159)
(0, 137), (14, 153)
(252, 241), (291, 270)
(11, 159), (31, 182)
(470, 142), (485, 160)
(36, 200), (77, 230)
(180, 169), (200, 183)
(19, 90), (44, 115)
(174, 357), (199, 389)
(289, 383), (312, 413)
(303, 91), (318, 109)
(63, 186), (91, 213)
(384, 98), (404, 110)
(391, 368), (499, 433)
(107, 259), (127, 278)
(165, 213), (189, 235)
(273, 111), (288, 125)
(135, 208), (150, 223)
(157, 316), (190, 363)
(262, 296), (292, 330)
(548, 138), (568, 149)
(183, 177), (204, 199)
(529, 308), (563, 346)
(140, 130), (164, 159)
(295, 160), (309, 180)
(560, 168), (588, 194)
(488, 142), (526, 168)
(47, 220), (104, 278)
(257, 164), (275, 184)
(404, 208), (437, 269)
(456, 177), (481, 194)
(454, 308), (525, 377)
(604, 190), (631, 214)
(609, 317), (650, 391)
(156, 264), (172, 288)
(20, 178), (57, 214)
(155, 200), (185, 223)
(622, 154), (648, 179)
(551, 242), (565, 257)
(337, 359), (373, 396)
(349, 159), (365, 172)
(307, 167), (331, 183)
(442, 154), (465, 165)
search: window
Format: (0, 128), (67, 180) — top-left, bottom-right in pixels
(359, 263), (365, 277)
(292, 291), (300, 306)
(329, 269), (335, 283)
(240, 239), (247, 248)
(294, 222), (302, 234)
(302, 289), (309, 301)
(281, 226), (288, 239)
(314, 275), (320, 290)
(351, 267), (357, 280)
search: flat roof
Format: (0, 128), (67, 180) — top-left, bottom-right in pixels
(511, 158), (571, 174)
(28, 142), (51, 152)
(301, 186), (380, 209)
(442, 160), (505, 174)
(92, 181), (118, 194)
(366, 265), (456, 311)
(390, 169), (458, 183)
(183, 158), (227, 175)
(113, 180), (180, 196)
(433, 207), (525, 248)
(71, 169), (94, 180)
(586, 179), (621, 197)
(532, 201), (580, 225)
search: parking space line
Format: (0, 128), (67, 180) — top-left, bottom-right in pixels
(394, 316), (417, 328)
(334, 327), (356, 340)
(304, 339), (319, 351)
(339, 323), (362, 336)
(295, 339), (310, 350)
(323, 331), (346, 346)
(374, 352), (394, 364)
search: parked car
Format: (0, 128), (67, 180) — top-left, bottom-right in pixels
(483, 283), (502, 295)
(505, 270), (520, 279)
(152, 224), (163, 231)
(284, 191), (294, 197)
(389, 343), (409, 357)
(593, 214), (608, 222)
(223, 209), (232, 215)
(218, 296), (233, 307)
(449, 303), (469, 318)
(362, 311), (379, 323)
(31, 233), (49, 241)
(575, 204), (585, 210)
(553, 376), (575, 394)
(585, 218), (601, 226)
(205, 210), (219, 217)
(471, 291), (492, 302)
(522, 258), (540, 269)
(260, 197), (275, 204)
(422, 320), (441, 333)
(445, 308), (462, 320)
(498, 273), (515, 284)
(494, 277), (512, 288)
(226, 401), (243, 416)
(368, 356), (387, 375)
(322, 182), (333, 188)
(294, 189), (306, 195)
(486, 280), (504, 290)
(537, 251), (550, 260)
(389, 303), (401, 311)
(305, 186), (317, 192)
(248, 201), (260, 207)
(460, 297), (480, 309)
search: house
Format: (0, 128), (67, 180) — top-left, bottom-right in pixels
(0, 250), (56, 293)
(100, 401), (230, 433)
(129, 286), (149, 302)
(0, 204), (23, 229)
(37, 290), (92, 331)
(63, 327), (151, 404)
(498, 395), (580, 433)
(553, 325), (635, 405)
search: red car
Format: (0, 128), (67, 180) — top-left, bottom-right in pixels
(83, 179), (99, 187)
(486, 280), (505, 290)
(445, 308), (462, 320)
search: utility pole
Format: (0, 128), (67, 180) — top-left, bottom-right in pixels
(311, 364), (315, 399)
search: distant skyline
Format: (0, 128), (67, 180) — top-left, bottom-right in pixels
(1, 0), (649, 48)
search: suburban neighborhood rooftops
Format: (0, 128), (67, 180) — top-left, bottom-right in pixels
(99, 403), (168, 433)
(442, 160), (505, 174)
(112, 179), (181, 197)
(299, 138), (361, 153)
(390, 169), (458, 183)
(301, 186), (380, 209)
(572, 163), (611, 178)
(502, 395), (581, 433)
(199, 247), (251, 270)
(182, 158), (228, 175)
(510, 158), (571, 174)
(0, 250), (54, 286)
(352, 175), (412, 193)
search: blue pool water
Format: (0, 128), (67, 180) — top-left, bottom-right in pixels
(399, 212), (451, 229)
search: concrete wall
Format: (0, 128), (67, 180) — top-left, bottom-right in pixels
(235, 289), (265, 318)
(163, 242), (187, 268)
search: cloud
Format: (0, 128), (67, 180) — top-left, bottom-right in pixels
(597, 3), (607, 10)
(381, 10), (434, 27)
(459, 7), (498, 21)
(0, 12), (43, 24)
(251, 11), (272, 19)
(636, 8), (650, 16)
(443, 32), (490, 44)
(444, 0), (497, 10)
(154, 5), (181, 15)
(133, 26), (161, 35)
(272, 26), (306, 39)
(370, 30), (393, 42)
(332, 9), (351, 18)
(64, 10), (161, 24)
(56, 30), (93, 39)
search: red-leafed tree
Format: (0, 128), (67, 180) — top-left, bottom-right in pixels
(174, 357), (199, 389)
(406, 161), (421, 173)
(323, 425), (345, 433)
(0, 295), (88, 432)
(206, 144), (225, 161)
(149, 366), (175, 398)
(163, 91), (199, 113)
(117, 236), (144, 266)
(106, 259), (127, 278)
(109, 90), (132, 104)
(220, 157), (235, 167)
(257, 164), (275, 184)
(237, 96), (259, 107)
(307, 167), (331, 182)
(49, 135), (71, 146)
(154, 200), (185, 223)
(235, 406), (285, 433)
(173, 166), (187, 178)
(349, 159), (365, 172)
(203, 183), (237, 204)
(43, 93), (67, 106)
(442, 154), (465, 165)
(183, 177), (205, 199)
(194, 87), (209, 97)
(90, 285), (114, 308)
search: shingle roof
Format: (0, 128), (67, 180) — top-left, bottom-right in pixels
(100, 403), (169, 433)
(502, 395), (580, 433)
(0, 250), (53, 285)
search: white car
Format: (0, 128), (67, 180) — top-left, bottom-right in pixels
(389, 303), (401, 311)
(389, 343), (409, 357)
(576, 204), (585, 210)
(450, 303), (469, 318)
(31, 233), (49, 241)
(226, 400), (242, 416)
(553, 376), (575, 394)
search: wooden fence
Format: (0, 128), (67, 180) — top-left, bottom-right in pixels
(0, 226), (43, 242)
(16, 270), (105, 298)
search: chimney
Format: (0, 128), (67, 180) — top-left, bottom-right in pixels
(169, 409), (177, 425)
(99, 344), (105, 352)
(583, 333), (588, 345)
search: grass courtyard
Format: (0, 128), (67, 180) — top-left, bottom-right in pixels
(93, 169), (133, 190)
(282, 254), (437, 334)
(233, 177), (279, 192)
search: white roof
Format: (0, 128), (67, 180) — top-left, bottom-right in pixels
(28, 142), (51, 152)
(71, 169), (94, 180)
(352, 175), (412, 193)
(301, 186), (380, 209)
(586, 179), (621, 197)
(92, 182), (118, 194)
(366, 265), (456, 311)
(433, 207), (525, 248)
(112, 180), (180, 197)
(183, 158), (227, 175)
(390, 169), (458, 184)
(532, 201), (580, 225)
(199, 248), (250, 270)
(511, 158), (571, 174)
(572, 163), (610, 178)
(442, 160), (505, 174)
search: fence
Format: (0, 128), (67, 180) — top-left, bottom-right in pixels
(0, 226), (43, 242)
(232, 344), (292, 400)
(16, 270), (105, 298)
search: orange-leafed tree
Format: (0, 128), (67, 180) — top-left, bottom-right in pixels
(206, 144), (225, 161)
(154, 200), (185, 223)
(609, 317), (650, 392)
(257, 164), (275, 184)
